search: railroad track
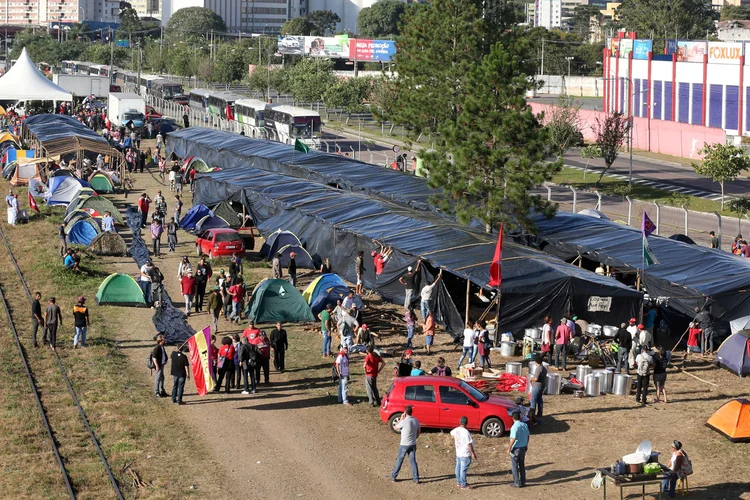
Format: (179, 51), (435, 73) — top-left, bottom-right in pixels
(0, 225), (124, 500)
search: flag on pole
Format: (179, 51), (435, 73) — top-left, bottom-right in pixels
(294, 138), (309, 154)
(642, 210), (659, 267)
(28, 191), (39, 213)
(642, 210), (656, 237)
(488, 223), (503, 287)
(187, 326), (215, 396)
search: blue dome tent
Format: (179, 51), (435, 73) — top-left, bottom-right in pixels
(66, 218), (101, 245)
(261, 229), (302, 258)
(180, 204), (213, 231)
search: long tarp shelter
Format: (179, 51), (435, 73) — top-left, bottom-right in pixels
(523, 211), (750, 326)
(167, 128), (436, 212)
(22, 115), (124, 177)
(0, 48), (72, 104)
(194, 168), (642, 334)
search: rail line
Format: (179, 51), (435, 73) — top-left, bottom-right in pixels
(0, 225), (124, 500)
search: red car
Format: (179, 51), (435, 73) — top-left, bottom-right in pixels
(380, 376), (518, 438)
(195, 228), (245, 259)
(145, 105), (162, 120)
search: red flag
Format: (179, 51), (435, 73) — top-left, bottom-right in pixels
(28, 191), (39, 213)
(488, 223), (503, 288)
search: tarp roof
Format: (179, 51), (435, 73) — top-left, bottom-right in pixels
(194, 168), (642, 331)
(0, 48), (72, 102)
(167, 128), (436, 211)
(524, 211), (750, 321)
(22, 114), (117, 158)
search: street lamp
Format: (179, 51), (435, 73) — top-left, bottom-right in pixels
(565, 56), (574, 77)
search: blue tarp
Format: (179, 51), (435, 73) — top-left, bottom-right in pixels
(67, 218), (100, 245)
(262, 230), (302, 259)
(180, 204), (212, 230)
(195, 215), (229, 233)
(23, 114), (107, 144)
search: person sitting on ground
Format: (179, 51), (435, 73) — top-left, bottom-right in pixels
(63, 249), (80, 271)
(356, 323), (379, 347)
(397, 349), (414, 377)
(430, 357), (452, 376)
(410, 360), (426, 376)
(685, 322), (702, 360)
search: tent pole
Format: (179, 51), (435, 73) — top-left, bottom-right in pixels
(494, 289), (502, 347)
(465, 279), (470, 325)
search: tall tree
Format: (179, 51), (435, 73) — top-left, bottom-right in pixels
(721, 5), (750, 20)
(592, 112), (629, 186)
(616, 0), (716, 41)
(357, 0), (407, 38)
(116, 7), (143, 41)
(546, 97), (583, 159)
(281, 16), (314, 35)
(424, 43), (560, 231)
(693, 143), (750, 209)
(568, 5), (602, 41)
(286, 57), (335, 103)
(166, 7), (227, 43)
(307, 10), (341, 35)
(213, 45), (248, 84)
(323, 77), (372, 122)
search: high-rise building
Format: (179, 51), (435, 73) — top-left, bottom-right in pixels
(164, 0), (289, 33)
(0, 0), (118, 28)
(535, 0), (562, 29)
(303, 0), (408, 34)
(131, 0), (162, 18)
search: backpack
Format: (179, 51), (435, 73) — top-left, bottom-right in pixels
(434, 366), (447, 376)
(679, 451), (693, 477)
(146, 353), (155, 370)
(331, 364), (340, 383)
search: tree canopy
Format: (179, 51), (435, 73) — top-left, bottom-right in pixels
(116, 7), (143, 40)
(721, 4), (750, 20)
(693, 143), (750, 209)
(286, 57), (335, 103)
(281, 16), (314, 35)
(307, 10), (341, 36)
(166, 7), (227, 41)
(323, 77), (372, 115)
(357, 0), (407, 38)
(616, 0), (716, 40)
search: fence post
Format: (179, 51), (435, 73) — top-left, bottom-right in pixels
(626, 195), (633, 226)
(569, 186), (577, 213)
(323, 141), (329, 153)
(368, 148), (373, 163)
(682, 205), (689, 236)
(350, 146), (355, 159)
(713, 211), (722, 250)
(336, 143), (341, 153)
(546, 186), (552, 202)
(653, 201), (660, 235)
(595, 190), (602, 211)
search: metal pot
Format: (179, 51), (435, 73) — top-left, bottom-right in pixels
(627, 462), (643, 474)
(500, 341), (516, 357)
(505, 362), (522, 376)
(613, 374), (632, 396)
(594, 369), (614, 393)
(586, 323), (602, 335)
(545, 373), (561, 395)
(524, 327), (541, 340)
(576, 365), (592, 384)
(603, 325), (619, 337)
(584, 374), (600, 396)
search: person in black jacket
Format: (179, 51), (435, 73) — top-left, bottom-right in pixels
(151, 334), (168, 397)
(288, 252), (298, 287)
(270, 322), (289, 372)
(615, 322), (632, 374)
(238, 336), (260, 394)
(170, 345), (190, 405)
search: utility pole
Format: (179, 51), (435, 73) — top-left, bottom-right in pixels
(109, 27), (114, 84)
(541, 38), (545, 75)
(136, 42), (142, 95)
(160, 26), (163, 58)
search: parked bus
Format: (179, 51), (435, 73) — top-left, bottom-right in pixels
(188, 89), (211, 113)
(61, 60), (77, 74)
(206, 91), (244, 120)
(234, 98), (269, 137)
(264, 105), (322, 148)
(88, 64), (111, 77)
(151, 79), (184, 100)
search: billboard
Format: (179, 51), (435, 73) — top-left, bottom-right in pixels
(305, 36), (350, 58)
(277, 36), (305, 55)
(708, 42), (743, 64)
(676, 41), (707, 62)
(633, 40), (652, 60)
(350, 39), (397, 62)
(666, 39), (677, 55)
(618, 39), (632, 57)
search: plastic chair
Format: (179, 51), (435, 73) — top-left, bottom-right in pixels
(677, 476), (689, 496)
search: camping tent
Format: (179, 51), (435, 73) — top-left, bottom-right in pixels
(89, 231), (127, 256)
(48, 176), (88, 206)
(49, 169), (74, 178)
(714, 331), (750, 377)
(706, 399), (750, 442)
(195, 215), (229, 233)
(68, 195), (122, 223)
(2, 160), (16, 179)
(88, 172), (115, 193)
(0, 48), (72, 102)
(276, 243), (315, 269)
(10, 159), (41, 186)
(211, 201), (242, 228)
(246, 278), (315, 323)
(303, 274), (348, 303)
(95, 273), (146, 306)
(261, 229), (302, 258)
(65, 212), (100, 233)
(180, 204), (212, 230)
(183, 156), (209, 175)
(67, 218), (101, 245)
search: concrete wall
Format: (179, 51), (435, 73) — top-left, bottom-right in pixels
(530, 102), (727, 159)
(536, 75), (603, 97)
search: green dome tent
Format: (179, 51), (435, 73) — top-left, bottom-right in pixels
(245, 278), (315, 323)
(95, 273), (147, 307)
(88, 172), (115, 193)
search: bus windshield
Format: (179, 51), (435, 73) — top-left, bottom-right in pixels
(291, 117), (321, 138)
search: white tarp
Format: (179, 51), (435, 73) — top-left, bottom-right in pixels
(0, 48), (72, 102)
(730, 315), (750, 334)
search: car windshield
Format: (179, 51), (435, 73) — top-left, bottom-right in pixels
(459, 380), (488, 402)
(124, 112), (143, 121)
(215, 233), (241, 243)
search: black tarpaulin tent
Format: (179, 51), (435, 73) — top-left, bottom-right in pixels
(523, 211), (750, 323)
(193, 168), (642, 334)
(167, 128), (436, 211)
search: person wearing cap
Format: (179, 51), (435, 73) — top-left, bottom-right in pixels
(269, 321), (289, 372)
(139, 259), (154, 307)
(207, 286), (223, 333)
(288, 251), (297, 286)
(356, 323), (379, 347)
(399, 261), (421, 309)
(72, 296), (90, 348)
(272, 252), (282, 280)
(554, 317), (572, 371)
(634, 345), (654, 406)
(397, 349), (414, 377)
(637, 323), (653, 350)
(180, 270), (196, 316)
(335, 345), (351, 405)
(615, 322), (632, 374)
(363, 344), (385, 407)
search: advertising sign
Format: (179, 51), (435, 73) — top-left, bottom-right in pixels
(350, 39), (397, 61)
(277, 36), (305, 55)
(708, 42), (743, 64)
(666, 39), (677, 55)
(611, 38), (619, 53)
(676, 41), (707, 62)
(305, 36), (350, 58)
(618, 39), (632, 57)
(633, 40), (652, 60)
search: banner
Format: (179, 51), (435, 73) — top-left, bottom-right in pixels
(666, 39), (677, 55)
(619, 39), (633, 58)
(277, 35), (304, 55)
(708, 42), (743, 64)
(28, 177), (49, 199)
(187, 326), (214, 396)
(633, 40), (652, 60)
(350, 39), (397, 62)
(676, 41), (707, 62)
(305, 36), (350, 58)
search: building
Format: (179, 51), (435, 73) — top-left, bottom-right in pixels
(718, 20), (750, 42)
(0, 0), (118, 28)
(131, 0), (161, 18)
(713, 0), (750, 8)
(599, 1), (619, 21)
(164, 0), (290, 33)
(303, 0), (408, 34)
(536, 0), (562, 29)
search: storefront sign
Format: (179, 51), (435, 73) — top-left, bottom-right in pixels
(708, 42), (743, 64)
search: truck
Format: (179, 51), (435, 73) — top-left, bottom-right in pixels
(52, 74), (111, 98)
(108, 92), (146, 129)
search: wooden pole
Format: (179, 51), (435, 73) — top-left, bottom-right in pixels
(494, 290), (502, 346)
(465, 279), (471, 326)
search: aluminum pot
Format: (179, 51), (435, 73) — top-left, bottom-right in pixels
(545, 373), (561, 395)
(603, 325), (619, 337)
(594, 369), (614, 393)
(505, 362), (522, 376)
(613, 374), (632, 396)
(586, 323), (602, 335)
(576, 365), (592, 384)
(524, 327), (541, 339)
(584, 374), (600, 396)
(500, 341), (516, 357)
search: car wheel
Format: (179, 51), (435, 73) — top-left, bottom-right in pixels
(481, 417), (505, 438)
(387, 412), (403, 434)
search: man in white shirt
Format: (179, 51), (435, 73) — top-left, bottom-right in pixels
(627, 317), (639, 369)
(419, 269), (442, 320)
(335, 346), (351, 406)
(139, 259), (153, 307)
(450, 416), (478, 490)
(391, 405), (420, 483)
(457, 324), (477, 368)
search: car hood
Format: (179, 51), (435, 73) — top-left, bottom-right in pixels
(486, 394), (518, 409)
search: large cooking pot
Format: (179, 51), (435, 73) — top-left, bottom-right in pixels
(524, 327), (541, 340)
(576, 365), (592, 384)
(505, 362), (522, 376)
(586, 323), (602, 335)
(603, 325), (619, 337)
(545, 373), (561, 395)
(613, 374), (632, 396)
(584, 374), (601, 396)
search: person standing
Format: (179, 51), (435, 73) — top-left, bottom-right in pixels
(180, 271), (196, 316)
(355, 250), (365, 296)
(58, 221), (67, 257)
(458, 323), (477, 368)
(398, 262), (421, 309)
(151, 335), (168, 398)
(213, 337), (236, 394)
(422, 311), (436, 355)
(541, 316), (553, 365)
(694, 306), (715, 355)
(272, 252), (282, 279)
(391, 405), (420, 483)
(102, 211), (115, 232)
(170, 345), (190, 405)
(166, 217), (178, 252)
(709, 231), (719, 249)
(319, 303), (333, 358)
(31, 291), (43, 348)
(194, 268), (207, 313)
(150, 218), (163, 257)
(269, 321), (288, 372)
(363, 345), (385, 407)
(450, 416), (478, 490)
(335, 346), (351, 406)
(174, 195), (183, 226)
(507, 411), (530, 488)
(137, 193), (151, 227)
(207, 286), (223, 334)
(8, 193), (18, 226)
(652, 348), (669, 403)
(635, 346), (654, 406)
(44, 297), (62, 351)
(237, 336), (259, 394)
(72, 296), (90, 348)
(615, 322), (632, 374)
(250, 330), (271, 384)
(227, 277), (245, 324)
(288, 252), (297, 286)
(476, 320), (491, 369)
(528, 354), (547, 426)
(419, 270), (442, 320)
(405, 307), (417, 349)
(554, 317), (572, 371)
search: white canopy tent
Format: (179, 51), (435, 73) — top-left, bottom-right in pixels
(0, 48), (72, 103)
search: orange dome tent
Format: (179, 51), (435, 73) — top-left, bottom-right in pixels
(706, 399), (750, 443)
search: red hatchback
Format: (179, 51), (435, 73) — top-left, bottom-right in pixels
(380, 376), (518, 438)
(195, 228), (246, 258)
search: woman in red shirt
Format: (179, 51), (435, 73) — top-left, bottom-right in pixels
(686, 322), (702, 360)
(214, 336), (236, 394)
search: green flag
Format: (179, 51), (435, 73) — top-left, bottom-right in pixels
(294, 139), (309, 154)
(642, 236), (659, 267)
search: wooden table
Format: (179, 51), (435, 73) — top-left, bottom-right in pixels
(597, 468), (664, 500)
